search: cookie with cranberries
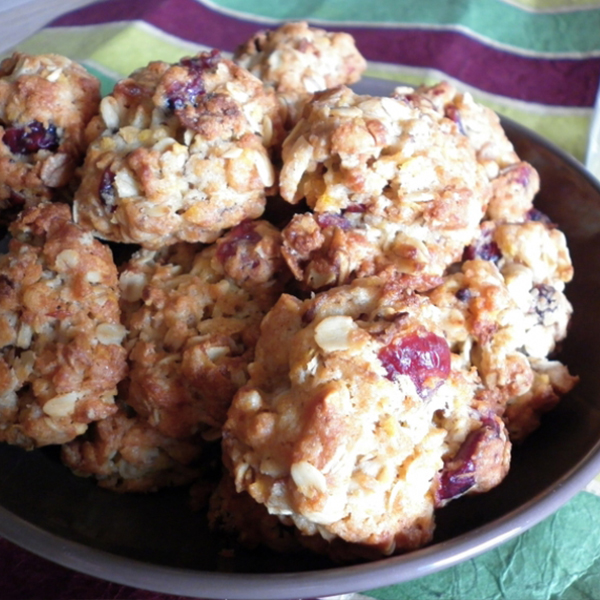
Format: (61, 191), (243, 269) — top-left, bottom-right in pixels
(223, 276), (510, 557)
(0, 53), (100, 223)
(74, 52), (284, 249)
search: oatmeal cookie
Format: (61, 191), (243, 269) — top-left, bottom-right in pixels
(74, 51), (283, 249)
(223, 277), (510, 555)
(0, 203), (127, 449)
(61, 401), (203, 493)
(234, 21), (367, 125)
(429, 239), (577, 441)
(397, 82), (539, 222)
(279, 86), (490, 290)
(0, 53), (100, 222)
(119, 220), (288, 440)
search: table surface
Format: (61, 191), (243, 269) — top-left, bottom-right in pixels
(2, 1), (600, 599)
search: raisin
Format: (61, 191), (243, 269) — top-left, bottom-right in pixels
(533, 283), (558, 321)
(526, 208), (553, 225)
(378, 331), (451, 398)
(455, 288), (472, 302)
(463, 234), (502, 263)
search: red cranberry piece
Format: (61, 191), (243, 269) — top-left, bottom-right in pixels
(98, 167), (117, 212)
(378, 331), (451, 398)
(437, 418), (500, 503)
(511, 163), (533, 188)
(216, 220), (262, 262)
(463, 231), (502, 263)
(3, 121), (59, 155)
(180, 49), (220, 72)
(315, 212), (351, 231)
(165, 77), (206, 111)
(165, 50), (221, 111)
(343, 203), (367, 214)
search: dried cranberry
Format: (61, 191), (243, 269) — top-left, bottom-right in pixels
(216, 220), (261, 262)
(180, 49), (220, 73)
(98, 167), (117, 212)
(378, 331), (451, 398)
(165, 50), (221, 111)
(510, 163), (533, 188)
(437, 418), (500, 503)
(463, 233), (502, 263)
(3, 121), (59, 155)
(165, 78), (206, 111)
(315, 212), (351, 231)
(343, 204), (367, 214)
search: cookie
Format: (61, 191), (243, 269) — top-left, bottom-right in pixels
(0, 53), (100, 222)
(429, 226), (577, 441)
(0, 203), (126, 448)
(279, 86), (491, 290)
(61, 402), (203, 493)
(223, 276), (510, 555)
(234, 21), (366, 125)
(73, 51), (283, 249)
(119, 219), (289, 439)
(398, 82), (540, 222)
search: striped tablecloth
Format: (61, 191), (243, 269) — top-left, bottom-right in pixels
(2, 1), (600, 599)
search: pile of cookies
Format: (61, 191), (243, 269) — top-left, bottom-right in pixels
(0, 21), (577, 559)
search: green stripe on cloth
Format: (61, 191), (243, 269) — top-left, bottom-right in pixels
(200, 0), (600, 56)
(13, 22), (204, 76)
(367, 491), (600, 600)
(507, 0), (600, 11)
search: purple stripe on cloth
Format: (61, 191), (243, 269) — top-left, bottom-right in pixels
(51, 0), (600, 107)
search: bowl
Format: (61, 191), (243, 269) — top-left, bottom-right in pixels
(2, 80), (600, 599)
